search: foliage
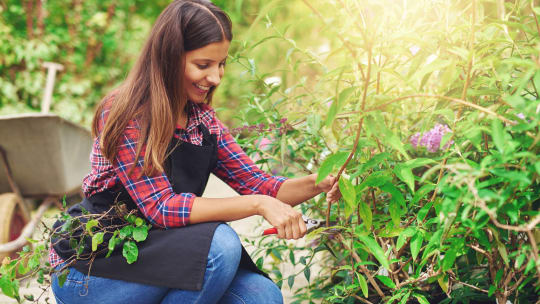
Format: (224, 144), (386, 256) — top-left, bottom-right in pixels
(231, 0), (540, 303)
(0, 197), (151, 303)
(1, 0), (540, 303)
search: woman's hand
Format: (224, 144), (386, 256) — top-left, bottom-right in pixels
(256, 195), (307, 240)
(316, 175), (341, 203)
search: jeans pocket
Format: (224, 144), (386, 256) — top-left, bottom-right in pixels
(52, 267), (92, 300)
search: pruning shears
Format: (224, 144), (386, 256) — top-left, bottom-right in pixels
(262, 215), (338, 236)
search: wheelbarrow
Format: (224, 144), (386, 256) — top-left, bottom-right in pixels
(0, 62), (92, 261)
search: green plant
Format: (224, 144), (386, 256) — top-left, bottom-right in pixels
(230, 0), (539, 303)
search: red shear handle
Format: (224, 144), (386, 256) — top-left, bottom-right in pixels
(262, 227), (278, 235)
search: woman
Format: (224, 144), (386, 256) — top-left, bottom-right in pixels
(50, 1), (340, 303)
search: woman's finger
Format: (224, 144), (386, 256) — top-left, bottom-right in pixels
(284, 217), (294, 239)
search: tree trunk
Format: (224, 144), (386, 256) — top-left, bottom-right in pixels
(84, 4), (116, 68)
(24, 0), (34, 39)
(36, 0), (44, 37)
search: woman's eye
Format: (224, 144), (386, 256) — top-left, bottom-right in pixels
(196, 64), (209, 69)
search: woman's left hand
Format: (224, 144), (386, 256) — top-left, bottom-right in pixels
(316, 175), (341, 203)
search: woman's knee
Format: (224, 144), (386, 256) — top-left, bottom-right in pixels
(208, 224), (242, 271)
(220, 269), (283, 304)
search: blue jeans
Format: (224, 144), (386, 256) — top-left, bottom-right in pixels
(51, 224), (283, 304)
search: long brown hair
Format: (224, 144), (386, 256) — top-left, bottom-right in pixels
(92, 0), (232, 176)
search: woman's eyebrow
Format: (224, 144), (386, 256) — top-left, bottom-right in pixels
(193, 56), (228, 62)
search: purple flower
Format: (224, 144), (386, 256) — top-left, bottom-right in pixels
(279, 118), (287, 124)
(410, 124), (454, 152)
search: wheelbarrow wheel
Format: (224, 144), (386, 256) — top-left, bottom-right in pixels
(0, 193), (30, 262)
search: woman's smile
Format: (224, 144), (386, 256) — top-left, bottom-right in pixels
(183, 40), (230, 103)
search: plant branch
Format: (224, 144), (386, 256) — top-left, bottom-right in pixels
(335, 233), (385, 298)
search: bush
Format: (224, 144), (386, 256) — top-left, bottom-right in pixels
(232, 0), (540, 303)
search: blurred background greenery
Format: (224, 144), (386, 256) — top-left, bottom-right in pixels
(0, 0), (316, 126)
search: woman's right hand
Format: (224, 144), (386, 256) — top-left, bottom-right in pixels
(256, 195), (307, 240)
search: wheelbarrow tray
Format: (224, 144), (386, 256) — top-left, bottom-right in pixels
(0, 113), (92, 198)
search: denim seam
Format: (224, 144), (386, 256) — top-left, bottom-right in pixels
(225, 290), (247, 304)
(54, 294), (68, 304)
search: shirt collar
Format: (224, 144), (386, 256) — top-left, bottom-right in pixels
(185, 101), (202, 132)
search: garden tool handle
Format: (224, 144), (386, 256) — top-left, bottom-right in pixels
(262, 227), (278, 235)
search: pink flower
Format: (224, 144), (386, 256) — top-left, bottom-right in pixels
(410, 124), (454, 152)
(256, 137), (272, 150)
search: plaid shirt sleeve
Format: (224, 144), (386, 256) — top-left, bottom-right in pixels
(210, 113), (287, 197)
(113, 119), (195, 228)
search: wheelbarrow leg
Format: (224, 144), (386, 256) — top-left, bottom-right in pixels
(0, 145), (31, 222)
(0, 195), (55, 259)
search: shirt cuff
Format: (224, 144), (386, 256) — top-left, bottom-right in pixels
(265, 176), (288, 198)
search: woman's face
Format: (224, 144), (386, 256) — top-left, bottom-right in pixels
(183, 40), (230, 103)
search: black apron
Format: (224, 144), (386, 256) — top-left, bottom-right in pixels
(52, 124), (264, 290)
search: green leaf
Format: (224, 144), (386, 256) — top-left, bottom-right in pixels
(303, 267), (311, 282)
(355, 153), (391, 176)
(124, 214), (136, 224)
(316, 152), (349, 184)
(417, 201), (434, 224)
(384, 130), (410, 160)
(413, 293), (430, 304)
(380, 183), (405, 226)
(271, 248), (282, 261)
(289, 250), (296, 265)
(123, 241), (138, 264)
(413, 184), (436, 205)
(488, 285), (496, 297)
(394, 163), (415, 193)
(410, 232), (423, 261)
(119, 225), (133, 239)
(438, 274), (449, 293)
(0, 275), (18, 299)
(287, 275), (295, 289)
(375, 275), (396, 289)
(388, 199), (401, 227)
(357, 171), (393, 191)
(396, 227), (416, 250)
(495, 269), (503, 284)
(133, 226), (148, 242)
(442, 246), (457, 271)
(326, 87), (355, 127)
(325, 98), (338, 127)
(399, 291), (412, 304)
(135, 217), (144, 227)
(339, 177), (356, 217)
(357, 235), (390, 270)
(107, 232), (118, 258)
(358, 274), (368, 298)
(380, 183), (405, 209)
(405, 158), (437, 168)
(497, 242), (509, 266)
(491, 119), (506, 154)
(91, 232), (104, 252)
(85, 219), (99, 236)
(357, 202), (372, 230)
(58, 269), (69, 288)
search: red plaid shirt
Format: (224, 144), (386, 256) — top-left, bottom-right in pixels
(50, 100), (286, 267)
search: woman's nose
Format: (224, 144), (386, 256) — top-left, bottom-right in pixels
(206, 67), (221, 86)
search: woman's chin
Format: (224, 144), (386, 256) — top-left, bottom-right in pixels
(187, 95), (207, 103)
